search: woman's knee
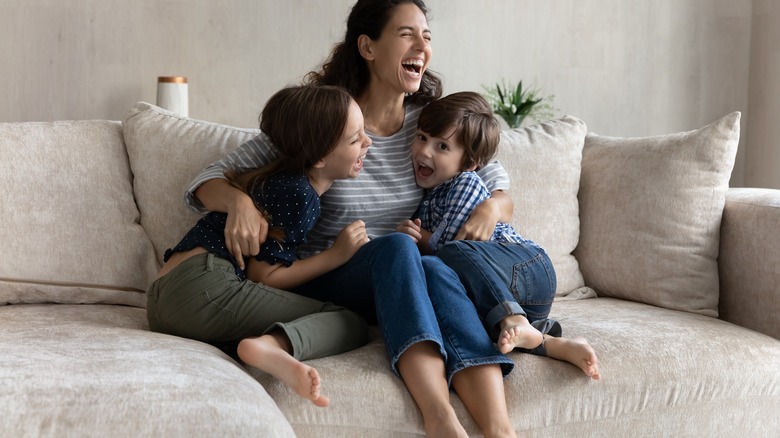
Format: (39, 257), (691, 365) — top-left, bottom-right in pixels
(370, 232), (421, 260)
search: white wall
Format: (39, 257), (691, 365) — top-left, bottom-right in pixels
(746, 0), (780, 188)
(0, 0), (775, 188)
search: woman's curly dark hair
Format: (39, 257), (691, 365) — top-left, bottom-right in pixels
(305, 0), (442, 105)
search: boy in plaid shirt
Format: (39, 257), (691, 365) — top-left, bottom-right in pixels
(396, 92), (600, 379)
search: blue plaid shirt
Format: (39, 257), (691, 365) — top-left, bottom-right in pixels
(416, 171), (524, 252)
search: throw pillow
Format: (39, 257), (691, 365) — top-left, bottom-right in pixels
(123, 102), (261, 266)
(497, 116), (594, 299)
(574, 112), (741, 316)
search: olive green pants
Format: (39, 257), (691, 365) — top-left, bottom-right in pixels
(147, 252), (368, 361)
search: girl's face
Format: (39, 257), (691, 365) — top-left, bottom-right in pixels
(321, 100), (372, 180)
(411, 126), (475, 189)
(366, 3), (432, 95)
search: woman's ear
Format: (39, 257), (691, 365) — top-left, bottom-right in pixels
(312, 158), (326, 169)
(357, 34), (374, 61)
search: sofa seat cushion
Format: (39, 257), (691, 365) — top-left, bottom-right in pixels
(0, 304), (295, 437)
(255, 298), (780, 436)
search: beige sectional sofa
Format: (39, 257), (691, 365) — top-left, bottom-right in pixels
(2, 102), (779, 437)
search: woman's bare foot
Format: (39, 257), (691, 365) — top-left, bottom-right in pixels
(543, 336), (600, 380)
(497, 315), (544, 354)
(424, 408), (469, 438)
(237, 335), (330, 407)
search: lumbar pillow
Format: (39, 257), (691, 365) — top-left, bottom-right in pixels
(574, 112), (741, 316)
(123, 102), (260, 267)
(497, 116), (594, 299)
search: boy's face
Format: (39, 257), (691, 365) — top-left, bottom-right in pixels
(411, 126), (476, 189)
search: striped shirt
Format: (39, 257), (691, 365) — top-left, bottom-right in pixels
(185, 102), (511, 258)
(417, 171), (524, 252)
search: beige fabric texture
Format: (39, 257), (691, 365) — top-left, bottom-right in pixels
(719, 188), (780, 339)
(0, 304), (295, 437)
(575, 112), (741, 316)
(123, 102), (261, 268)
(255, 297), (780, 436)
(497, 116), (594, 299)
(0, 120), (157, 307)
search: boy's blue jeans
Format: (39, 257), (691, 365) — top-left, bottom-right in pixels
(436, 240), (557, 341)
(294, 233), (514, 384)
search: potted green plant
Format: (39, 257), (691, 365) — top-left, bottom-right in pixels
(482, 80), (556, 129)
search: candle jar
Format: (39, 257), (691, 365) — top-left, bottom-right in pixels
(156, 76), (189, 117)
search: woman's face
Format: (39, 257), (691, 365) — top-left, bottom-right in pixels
(367, 3), (432, 95)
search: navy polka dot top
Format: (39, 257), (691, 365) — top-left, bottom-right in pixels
(164, 172), (320, 279)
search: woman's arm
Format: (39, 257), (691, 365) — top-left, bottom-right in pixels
(188, 134), (279, 268)
(246, 220), (368, 290)
(195, 179), (268, 269)
(454, 189), (513, 241)
(456, 159), (514, 241)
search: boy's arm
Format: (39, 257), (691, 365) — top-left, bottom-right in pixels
(397, 218), (436, 255)
(416, 227), (434, 255)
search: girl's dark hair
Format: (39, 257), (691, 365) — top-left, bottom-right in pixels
(227, 85), (353, 240)
(305, 0), (442, 105)
(417, 91), (500, 169)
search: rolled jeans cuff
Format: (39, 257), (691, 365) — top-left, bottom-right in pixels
(485, 300), (526, 339)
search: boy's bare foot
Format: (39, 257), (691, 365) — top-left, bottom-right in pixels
(497, 315), (544, 354)
(237, 335), (330, 407)
(544, 336), (600, 380)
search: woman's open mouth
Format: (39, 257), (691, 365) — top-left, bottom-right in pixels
(402, 59), (424, 78)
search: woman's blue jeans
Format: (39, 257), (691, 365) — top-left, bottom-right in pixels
(436, 240), (557, 342)
(293, 233), (514, 384)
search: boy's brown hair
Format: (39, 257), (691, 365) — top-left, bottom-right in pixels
(417, 91), (500, 170)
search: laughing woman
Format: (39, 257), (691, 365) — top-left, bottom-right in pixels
(185, 1), (522, 436)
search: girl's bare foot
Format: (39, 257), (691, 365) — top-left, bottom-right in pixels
(497, 315), (544, 354)
(543, 336), (600, 380)
(237, 336), (330, 407)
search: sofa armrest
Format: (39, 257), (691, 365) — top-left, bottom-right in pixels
(718, 188), (780, 339)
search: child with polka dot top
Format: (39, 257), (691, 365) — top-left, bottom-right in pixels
(147, 85), (373, 407)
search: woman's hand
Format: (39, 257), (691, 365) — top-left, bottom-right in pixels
(330, 220), (369, 264)
(396, 219), (423, 242)
(225, 194), (269, 269)
(455, 191), (513, 241)
(195, 178), (269, 270)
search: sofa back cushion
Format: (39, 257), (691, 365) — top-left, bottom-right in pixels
(123, 102), (261, 264)
(574, 112), (741, 316)
(497, 116), (593, 299)
(0, 120), (158, 307)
